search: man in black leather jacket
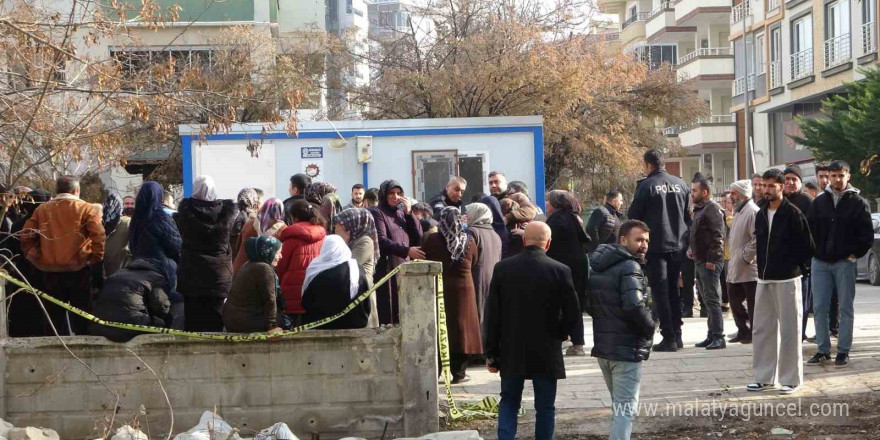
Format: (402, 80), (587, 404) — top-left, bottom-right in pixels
(589, 220), (656, 440)
(628, 150), (691, 352)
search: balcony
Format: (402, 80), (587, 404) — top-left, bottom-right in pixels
(646, 3), (677, 41)
(747, 73), (756, 91)
(620, 12), (650, 45)
(733, 77), (745, 95)
(769, 59), (783, 89)
(675, 0), (732, 27)
(824, 34), (852, 69)
(862, 22), (877, 55)
(790, 48), (814, 82)
(730, 0), (751, 24)
(767, 0), (780, 13)
(679, 115), (737, 150)
(676, 48), (734, 86)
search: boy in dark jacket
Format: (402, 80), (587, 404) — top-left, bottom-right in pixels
(748, 169), (814, 395)
(806, 160), (874, 367)
(589, 220), (655, 440)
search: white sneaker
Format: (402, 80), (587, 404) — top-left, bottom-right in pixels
(746, 383), (775, 392)
(779, 385), (799, 395)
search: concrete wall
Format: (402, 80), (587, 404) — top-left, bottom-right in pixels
(0, 262), (442, 440)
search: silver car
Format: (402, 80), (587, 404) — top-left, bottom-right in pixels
(856, 213), (880, 285)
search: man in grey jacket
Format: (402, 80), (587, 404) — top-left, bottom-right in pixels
(688, 177), (726, 350)
(726, 180), (759, 344)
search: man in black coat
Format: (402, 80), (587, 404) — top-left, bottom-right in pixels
(783, 164), (815, 342)
(430, 176), (467, 219)
(484, 222), (580, 440)
(586, 191), (625, 253)
(282, 173), (311, 224)
(589, 220), (656, 440)
(806, 160), (874, 368)
(748, 169), (814, 395)
(628, 149), (691, 352)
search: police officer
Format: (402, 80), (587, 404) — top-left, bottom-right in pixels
(628, 150), (691, 352)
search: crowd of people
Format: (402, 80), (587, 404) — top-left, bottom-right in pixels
(0, 148), (875, 440)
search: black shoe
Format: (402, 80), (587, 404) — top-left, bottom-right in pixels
(835, 353), (849, 367)
(729, 335), (745, 343)
(700, 309), (708, 318)
(695, 337), (712, 348)
(676, 335), (684, 349)
(721, 306), (730, 313)
(831, 331), (839, 339)
(806, 353), (831, 366)
(682, 311), (694, 318)
(706, 338), (726, 350)
(740, 338), (752, 344)
(654, 339), (678, 352)
(451, 375), (471, 384)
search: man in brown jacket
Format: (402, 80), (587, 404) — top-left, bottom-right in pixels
(689, 177), (726, 350)
(21, 176), (105, 335)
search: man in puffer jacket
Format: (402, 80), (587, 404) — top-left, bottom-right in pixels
(589, 220), (656, 440)
(89, 259), (176, 342)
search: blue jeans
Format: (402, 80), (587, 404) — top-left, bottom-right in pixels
(498, 376), (557, 440)
(811, 258), (857, 354)
(695, 262), (724, 339)
(598, 358), (642, 440)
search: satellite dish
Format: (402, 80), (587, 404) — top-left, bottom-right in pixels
(329, 138), (348, 149)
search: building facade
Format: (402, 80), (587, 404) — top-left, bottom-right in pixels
(600, 0), (737, 195)
(732, 0), (879, 180)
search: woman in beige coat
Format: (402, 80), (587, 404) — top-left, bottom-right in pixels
(334, 208), (380, 327)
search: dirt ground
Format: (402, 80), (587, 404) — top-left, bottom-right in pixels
(448, 393), (880, 439)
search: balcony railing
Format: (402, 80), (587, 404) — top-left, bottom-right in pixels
(731, 0), (751, 24)
(677, 47), (732, 65)
(661, 126), (680, 136)
(747, 73), (756, 91)
(767, 0), (780, 11)
(824, 34), (852, 68)
(733, 77), (746, 95)
(790, 48), (814, 81)
(681, 115), (736, 132)
(863, 22), (877, 54)
(623, 12), (651, 29)
(650, 1), (672, 17)
(769, 59), (782, 88)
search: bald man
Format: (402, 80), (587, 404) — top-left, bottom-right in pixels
(483, 221), (581, 440)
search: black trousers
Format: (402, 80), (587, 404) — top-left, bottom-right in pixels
(183, 296), (225, 332)
(728, 281), (756, 339)
(43, 267), (92, 335)
(647, 251), (683, 340)
(680, 253), (697, 314)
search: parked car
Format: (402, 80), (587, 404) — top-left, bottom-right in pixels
(856, 213), (880, 286)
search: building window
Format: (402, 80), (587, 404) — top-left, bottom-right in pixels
(346, 0), (353, 13)
(825, 0), (851, 67)
(769, 27), (783, 87)
(862, 0), (876, 53)
(110, 48), (214, 87)
(755, 33), (766, 74)
(790, 15), (813, 80)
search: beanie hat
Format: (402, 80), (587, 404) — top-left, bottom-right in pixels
(730, 180), (752, 199)
(783, 164), (802, 181)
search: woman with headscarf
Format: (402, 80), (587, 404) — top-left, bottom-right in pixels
(175, 175), (238, 332)
(320, 192), (344, 234)
(276, 199), (326, 325)
(464, 202), (502, 326)
(423, 207), (481, 383)
(223, 236), (291, 333)
(369, 179), (424, 325)
(232, 198), (287, 273)
(5, 189), (51, 336)
(334, 208), (380, 327)
(478, 195), (509, 258)
(129, 182), (184, 330)
(302, 235), (370, 329)
(230, 188), (260, 260)
(545, 189), (591, 357)
(102, 193), (131, 277)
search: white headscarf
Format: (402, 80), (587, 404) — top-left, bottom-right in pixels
(192, 175), (217, 202)
(465, 202), (493, 226)
(302, 235), (360, 300)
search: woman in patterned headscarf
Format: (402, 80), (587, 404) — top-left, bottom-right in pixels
(233, 198), (287, 273)
(223, 236), (291, 333)
(545, 189), (591, 357)
(230, 188), (260, 259)
(102, 193), (131, 277)
(304, 182), (337, 205)
(423, 206), (481, 383)
(334, 208), (380, 327)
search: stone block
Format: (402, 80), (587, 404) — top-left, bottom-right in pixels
(323, 377), (371, 403)
(370, 377), (403, 403)
(269, 376), (324, 405)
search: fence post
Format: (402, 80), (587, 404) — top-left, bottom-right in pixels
(0, 272), (7, 418)
(396, 261), (442, 437)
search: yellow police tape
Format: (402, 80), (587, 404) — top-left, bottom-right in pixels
(0, 265), (501, 420)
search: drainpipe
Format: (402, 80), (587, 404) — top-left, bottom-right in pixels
(742, 2), (753, 177)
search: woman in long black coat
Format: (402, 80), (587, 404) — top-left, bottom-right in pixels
(545, 190), (591, 356)
(175, 175), (238, 331)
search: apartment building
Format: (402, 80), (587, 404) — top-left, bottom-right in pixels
(600, 0), (737, 195)
(731, 0), (879, 179)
